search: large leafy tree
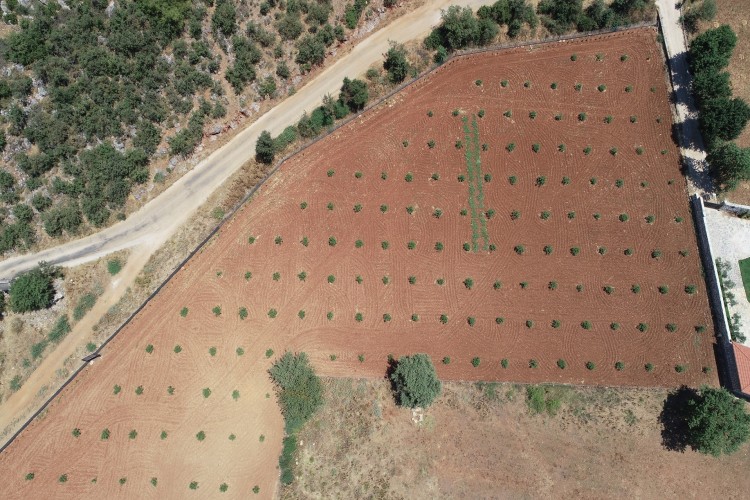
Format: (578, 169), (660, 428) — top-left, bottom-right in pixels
(707, 141), (750, 192)
(687, 387), (750, 456)
(384, 43), (410, 84)
(689, 25), (737, 74)
(9, 263), (59, 313)
(339, 77), (369, 112)
(268, 352), (324, 434)
(255, 130), (276, 165)
(390, 353), (442, 408)
(700, 97), (750, 143)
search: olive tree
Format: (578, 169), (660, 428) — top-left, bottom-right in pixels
(686, 387), (750, 456)
(390, 353), (442, 408)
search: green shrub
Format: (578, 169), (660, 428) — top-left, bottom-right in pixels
(501, 358), (509, 368)
(675, 364), (686, 373)
(551, 319), (561, 329)
(557, 359), (566, 369)
(328, 236), (337, 247)
(570, 247), (580, 256)
(9, 264), (58, 313)
(190, 481), (199, 490)
(667, 323), (678, 332)
(107, 259), (123, 275)
(645, 363), (654, 372)
(514, 245), (525, 255)
(526, 319), (534, 329)
(212, 306), (222, 316)
(581, 320), (592, 330)
(135, 385), (144, 395)
(355, 312), (363, 322)
(532, 143), (540, 153)
(586, 361), (596, 371)
(464, 278), (474, 289)
(658, 285), (669, 294)
(615, 361), (625, 371)
(611, 322), (620, 331)
(685, 284), (698, 294)
(637, 323), (648, 332)
(391, 354), (442, 408)
(145, 344), (154, 354)
(383, 313), (392, 322)
(471, 357), (481, 367)
(598, 84), (606, 92)
(300, 201), (308, 210)
(268, 309), (278, 318)
(101, 428), (110, 440)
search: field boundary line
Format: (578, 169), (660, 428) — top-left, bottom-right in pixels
(0, 21), (660, 454)
(690, 194), (742, 394)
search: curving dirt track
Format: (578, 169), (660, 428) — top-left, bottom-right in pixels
(0, 28), (719, 497)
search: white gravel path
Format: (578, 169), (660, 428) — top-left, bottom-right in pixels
(703, 208), (750, 345)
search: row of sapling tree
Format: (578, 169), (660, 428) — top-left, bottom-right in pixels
(689, 26), (750, 191)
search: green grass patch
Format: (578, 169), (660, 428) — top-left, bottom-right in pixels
(740, 258), (750, 302)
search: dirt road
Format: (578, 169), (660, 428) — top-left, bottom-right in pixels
(656, 0), (713, 193)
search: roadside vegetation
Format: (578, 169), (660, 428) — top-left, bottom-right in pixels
(688, 25), (750, 191)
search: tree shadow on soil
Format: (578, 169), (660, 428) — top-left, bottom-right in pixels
(659, 385), (698, 452)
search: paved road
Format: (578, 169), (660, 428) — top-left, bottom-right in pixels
(655, 0), (713, 193)
(0, 0), (492, 280)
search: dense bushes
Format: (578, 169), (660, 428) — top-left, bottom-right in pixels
(269, 352), (323, 484)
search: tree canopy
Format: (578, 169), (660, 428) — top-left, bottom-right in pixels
(269, 351), (324, 434)
(384, 43), (410, 83)
(689, 24), (737, 75)
(9, 262), (60, 313)
(707, 141), (750, 192)
(686, 386), (750, 456)
(390, 353), (442, 408)
(255, 130), (276, 164)
(339, 77), (369, 112)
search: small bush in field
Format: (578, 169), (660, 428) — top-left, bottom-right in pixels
(615, 361), (625, 371)
(557, 359), (567, 369)
(581, 320), (592, 330)
(443, 356), (451, 364)
(645, 363), (654, 372)
(514, 245), (525, 255)
(586, 361), (596, 371)
(463, 278), (474, 290)
(471, 357), (481, 367)
(637, 323), (648, 332)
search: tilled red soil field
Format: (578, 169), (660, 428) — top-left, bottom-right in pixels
(0, 27), (718, 497)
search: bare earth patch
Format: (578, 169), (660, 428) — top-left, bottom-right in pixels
(285, 378), (750, 499)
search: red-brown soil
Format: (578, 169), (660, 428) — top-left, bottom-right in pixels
(0, 28), (719, 497)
